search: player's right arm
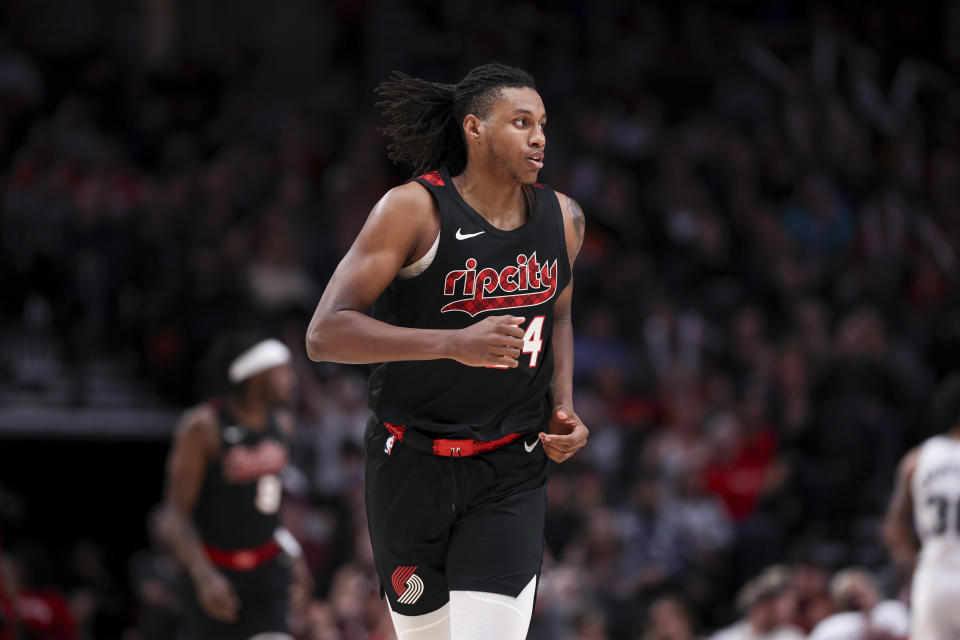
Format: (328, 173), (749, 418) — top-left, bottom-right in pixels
(306, 182), (524, 367)
(160, 406), (240, 622)
(882, 447), (920, 581)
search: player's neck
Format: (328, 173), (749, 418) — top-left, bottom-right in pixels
(452, 165), (528, 230)
(226, 397), (269, 431)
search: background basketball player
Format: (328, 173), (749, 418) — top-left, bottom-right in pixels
(161, 333), (309, 640)
(884, 373), (960, 639)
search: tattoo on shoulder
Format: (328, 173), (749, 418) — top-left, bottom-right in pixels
(566, 195), (585, 255)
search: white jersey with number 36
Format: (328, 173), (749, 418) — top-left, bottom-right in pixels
(912, 435), (960, 569)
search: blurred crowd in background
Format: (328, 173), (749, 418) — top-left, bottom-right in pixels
(2, 0), (960, 638)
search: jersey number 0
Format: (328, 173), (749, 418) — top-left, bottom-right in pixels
(255, 475), (282, 514)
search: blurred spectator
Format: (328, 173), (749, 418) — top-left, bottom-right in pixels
(710, 566), (804, 640)
(788, 559), (834, 634)
(642, 595), (698, 640)
(807, 568), (908, 640)
(127, 508), (182, 640)
(571, 609), (609, 640)
(299, 599), (343, 640)
(65, 540), (126, 640)
(0, 551), (16, 640)
(7, 547), (77, 640)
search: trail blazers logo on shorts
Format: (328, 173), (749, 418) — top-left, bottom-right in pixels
(442, 252), (559, 316)
(391, 566), (424, 605)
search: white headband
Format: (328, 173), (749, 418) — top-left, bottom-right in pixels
(228, 339), (291, 383)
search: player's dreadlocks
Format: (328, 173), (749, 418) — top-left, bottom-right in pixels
(199, 331), (262, 400)
(376, 63), (536, 177)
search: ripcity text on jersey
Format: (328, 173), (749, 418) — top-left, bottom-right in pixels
(368, 167), (572, 441)
(913, 435), (960, 569)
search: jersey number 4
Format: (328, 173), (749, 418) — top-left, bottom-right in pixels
(490, 316), (545, 369)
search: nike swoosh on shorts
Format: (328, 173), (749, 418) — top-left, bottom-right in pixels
(524, 438), (539, 452)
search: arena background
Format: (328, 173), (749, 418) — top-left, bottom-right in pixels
(2, 1), (960, 638)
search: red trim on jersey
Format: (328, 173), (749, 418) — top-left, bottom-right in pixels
(419, 171), (445, 186)
(204, 538), (281, 571)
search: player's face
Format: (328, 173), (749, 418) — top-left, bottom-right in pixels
(264, 361), (297, 406)
(482, 87), (546, 185)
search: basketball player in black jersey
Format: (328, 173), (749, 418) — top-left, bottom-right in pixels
(306, 63), (588, 640)
(161, 333), (309, 640)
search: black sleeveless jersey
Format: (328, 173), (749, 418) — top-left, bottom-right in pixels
(368, 167), (572, 441)
(192, 405), (290, 550)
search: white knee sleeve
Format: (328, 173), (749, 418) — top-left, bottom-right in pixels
(449, 575), (537, 640)
(385, 575), (537, 640)
(388, 601), (452, 640)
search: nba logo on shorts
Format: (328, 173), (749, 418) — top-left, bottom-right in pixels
(392, 566), (424, 605)
(385, 434), (396, 455)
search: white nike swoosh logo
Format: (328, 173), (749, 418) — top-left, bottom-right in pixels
(524, 438), (539, 453)
(455, 228), (485, 240)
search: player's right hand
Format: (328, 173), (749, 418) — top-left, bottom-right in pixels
(450, 315), (525, 367)
(196, 567), (240, 622)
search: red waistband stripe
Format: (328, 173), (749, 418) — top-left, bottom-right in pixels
(383, 423), (523, 457)
(204, 538), (281, 571)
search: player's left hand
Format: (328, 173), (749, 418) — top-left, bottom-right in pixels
(540, 407), (588, 463)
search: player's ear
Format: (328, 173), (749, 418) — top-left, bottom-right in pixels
(462, 114), (482, 141)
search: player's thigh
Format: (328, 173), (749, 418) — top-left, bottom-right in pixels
(445, 481), (546, 596)
(365, 420), (457, 616)
(912, 569), (960, 639)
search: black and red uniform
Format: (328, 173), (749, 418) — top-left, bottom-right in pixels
(181, 405), (292, 640)
(365, 167), (571, 615)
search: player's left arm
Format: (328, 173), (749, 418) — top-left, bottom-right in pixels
(882, 448), (920, 581)
(540, 191), (588, 463)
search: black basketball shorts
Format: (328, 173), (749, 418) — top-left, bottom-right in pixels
(364, 417), (548, 616)
(180, 554), (291, 640)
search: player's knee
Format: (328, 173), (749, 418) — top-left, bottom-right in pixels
(448, 575), (537, 640)
(388, 601), (452, 640)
